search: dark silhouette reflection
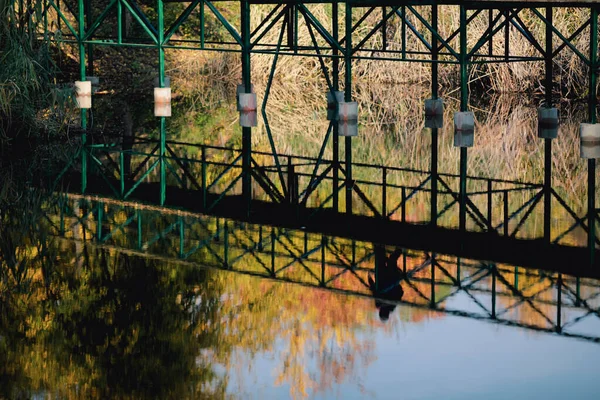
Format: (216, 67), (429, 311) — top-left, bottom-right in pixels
(368, 245), (405, 321)
(0, 239), (229, 399)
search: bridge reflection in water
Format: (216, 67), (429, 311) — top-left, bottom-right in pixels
(43, 194), (600, 344)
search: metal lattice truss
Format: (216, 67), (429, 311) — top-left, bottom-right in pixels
(12, 1), (600, 263)
(40, 193), (600, 344)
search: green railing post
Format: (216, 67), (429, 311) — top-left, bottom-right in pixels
(589, 6), (598, 267)
(241, 0), (252, 216)
(344, 1), (353, 216)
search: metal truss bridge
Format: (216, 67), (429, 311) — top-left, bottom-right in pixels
(13, 1), (600, 269)
(41, 194), (600, 344)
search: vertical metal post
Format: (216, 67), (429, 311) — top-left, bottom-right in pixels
(78, 0), (87, 193)
(382, 167), (387, 217)
(544, 6), (553, 243)
(430, 255), (436, 307)
(332, 1), (340, 212)
(488, 9), (493, 56)
(431, 3), (439, 227)
(96, 202), (103, 242)
(401, 187), (406, 222)
(241, 0), (253, 216)
(588, 6), (598, 267)
(491, 264), (496, 318)
(200, 0), (205, 48)
(382, 7), (387, 51)
(117, 0), (123, 43)
(201, 147), (207, 209)
(120, 151), (125, 196)
(321, 236), (326, 285)
(401, 5), (406, 59)
(224, 219), (229, 268)
(158, 0), (167, 206)
(487, 179), (493, 232)
(344, 2), (353, 216)
(271, 227), (276, 276)
(179, 215), (184, 258)
(85, 0), (94, 75)
(556, 274), (562, 332)
(504, 10), (510, 60)
(459, 5), (469, 233)
(137, 209), (142, 250)
(504, 189), (509, 236)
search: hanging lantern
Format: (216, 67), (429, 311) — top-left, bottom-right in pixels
(154, 87), (172, 117)
(538, 107), (559, 139)
(239, 93), (257, 127)
(237, 83), (255, 111)
(326, 91), (344, 121)
(338, 101), (358, 137)
(425, 98), (443, 129)
(453, 111), (474, 148)
(74, 81), (92, 109)
(580, 123), (600, 159)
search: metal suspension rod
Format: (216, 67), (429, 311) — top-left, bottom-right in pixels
(345, 2), (353, 216)
(431, 3), (439, 227)
(588, 6), (598, 267)
(544, 6), (553, 243)
(78, 0), (87, 194)
(459, 4), (468, 233)
(333, 1), (339, 212)
(242, 0), (252, 215)
(158, 0), (167, 206)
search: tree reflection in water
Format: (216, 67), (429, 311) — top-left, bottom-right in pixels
(0, 216), (410, 399)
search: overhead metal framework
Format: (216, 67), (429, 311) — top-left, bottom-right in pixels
(12, 0), (600, 267)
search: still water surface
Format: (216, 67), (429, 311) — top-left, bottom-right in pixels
(1, 197), (599, 399)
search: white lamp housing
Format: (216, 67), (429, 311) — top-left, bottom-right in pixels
(454, 111), (474, 148)
(338, 101), (358, 137)
(425, 98), (443, 129)
(538, 107), (559, 139)
(74, 80), (92, 109)
(580, 123), (600, 159)
(239, 92), (257, 127)
(154, 87), (172, 117)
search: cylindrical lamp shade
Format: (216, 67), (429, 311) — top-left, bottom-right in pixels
(74, 80), (92, 109)
(580, 123), (600, 159)
(327, 91), (344, 121)
(239, 93), (257, 127)
(425, 98), (443, 129)
(338, 101), (358, 137)
(154, 87), (172, 117)
(237, 84), (255, 111)
(538, 107), (559, 139)
(454, 111), (474, 148)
